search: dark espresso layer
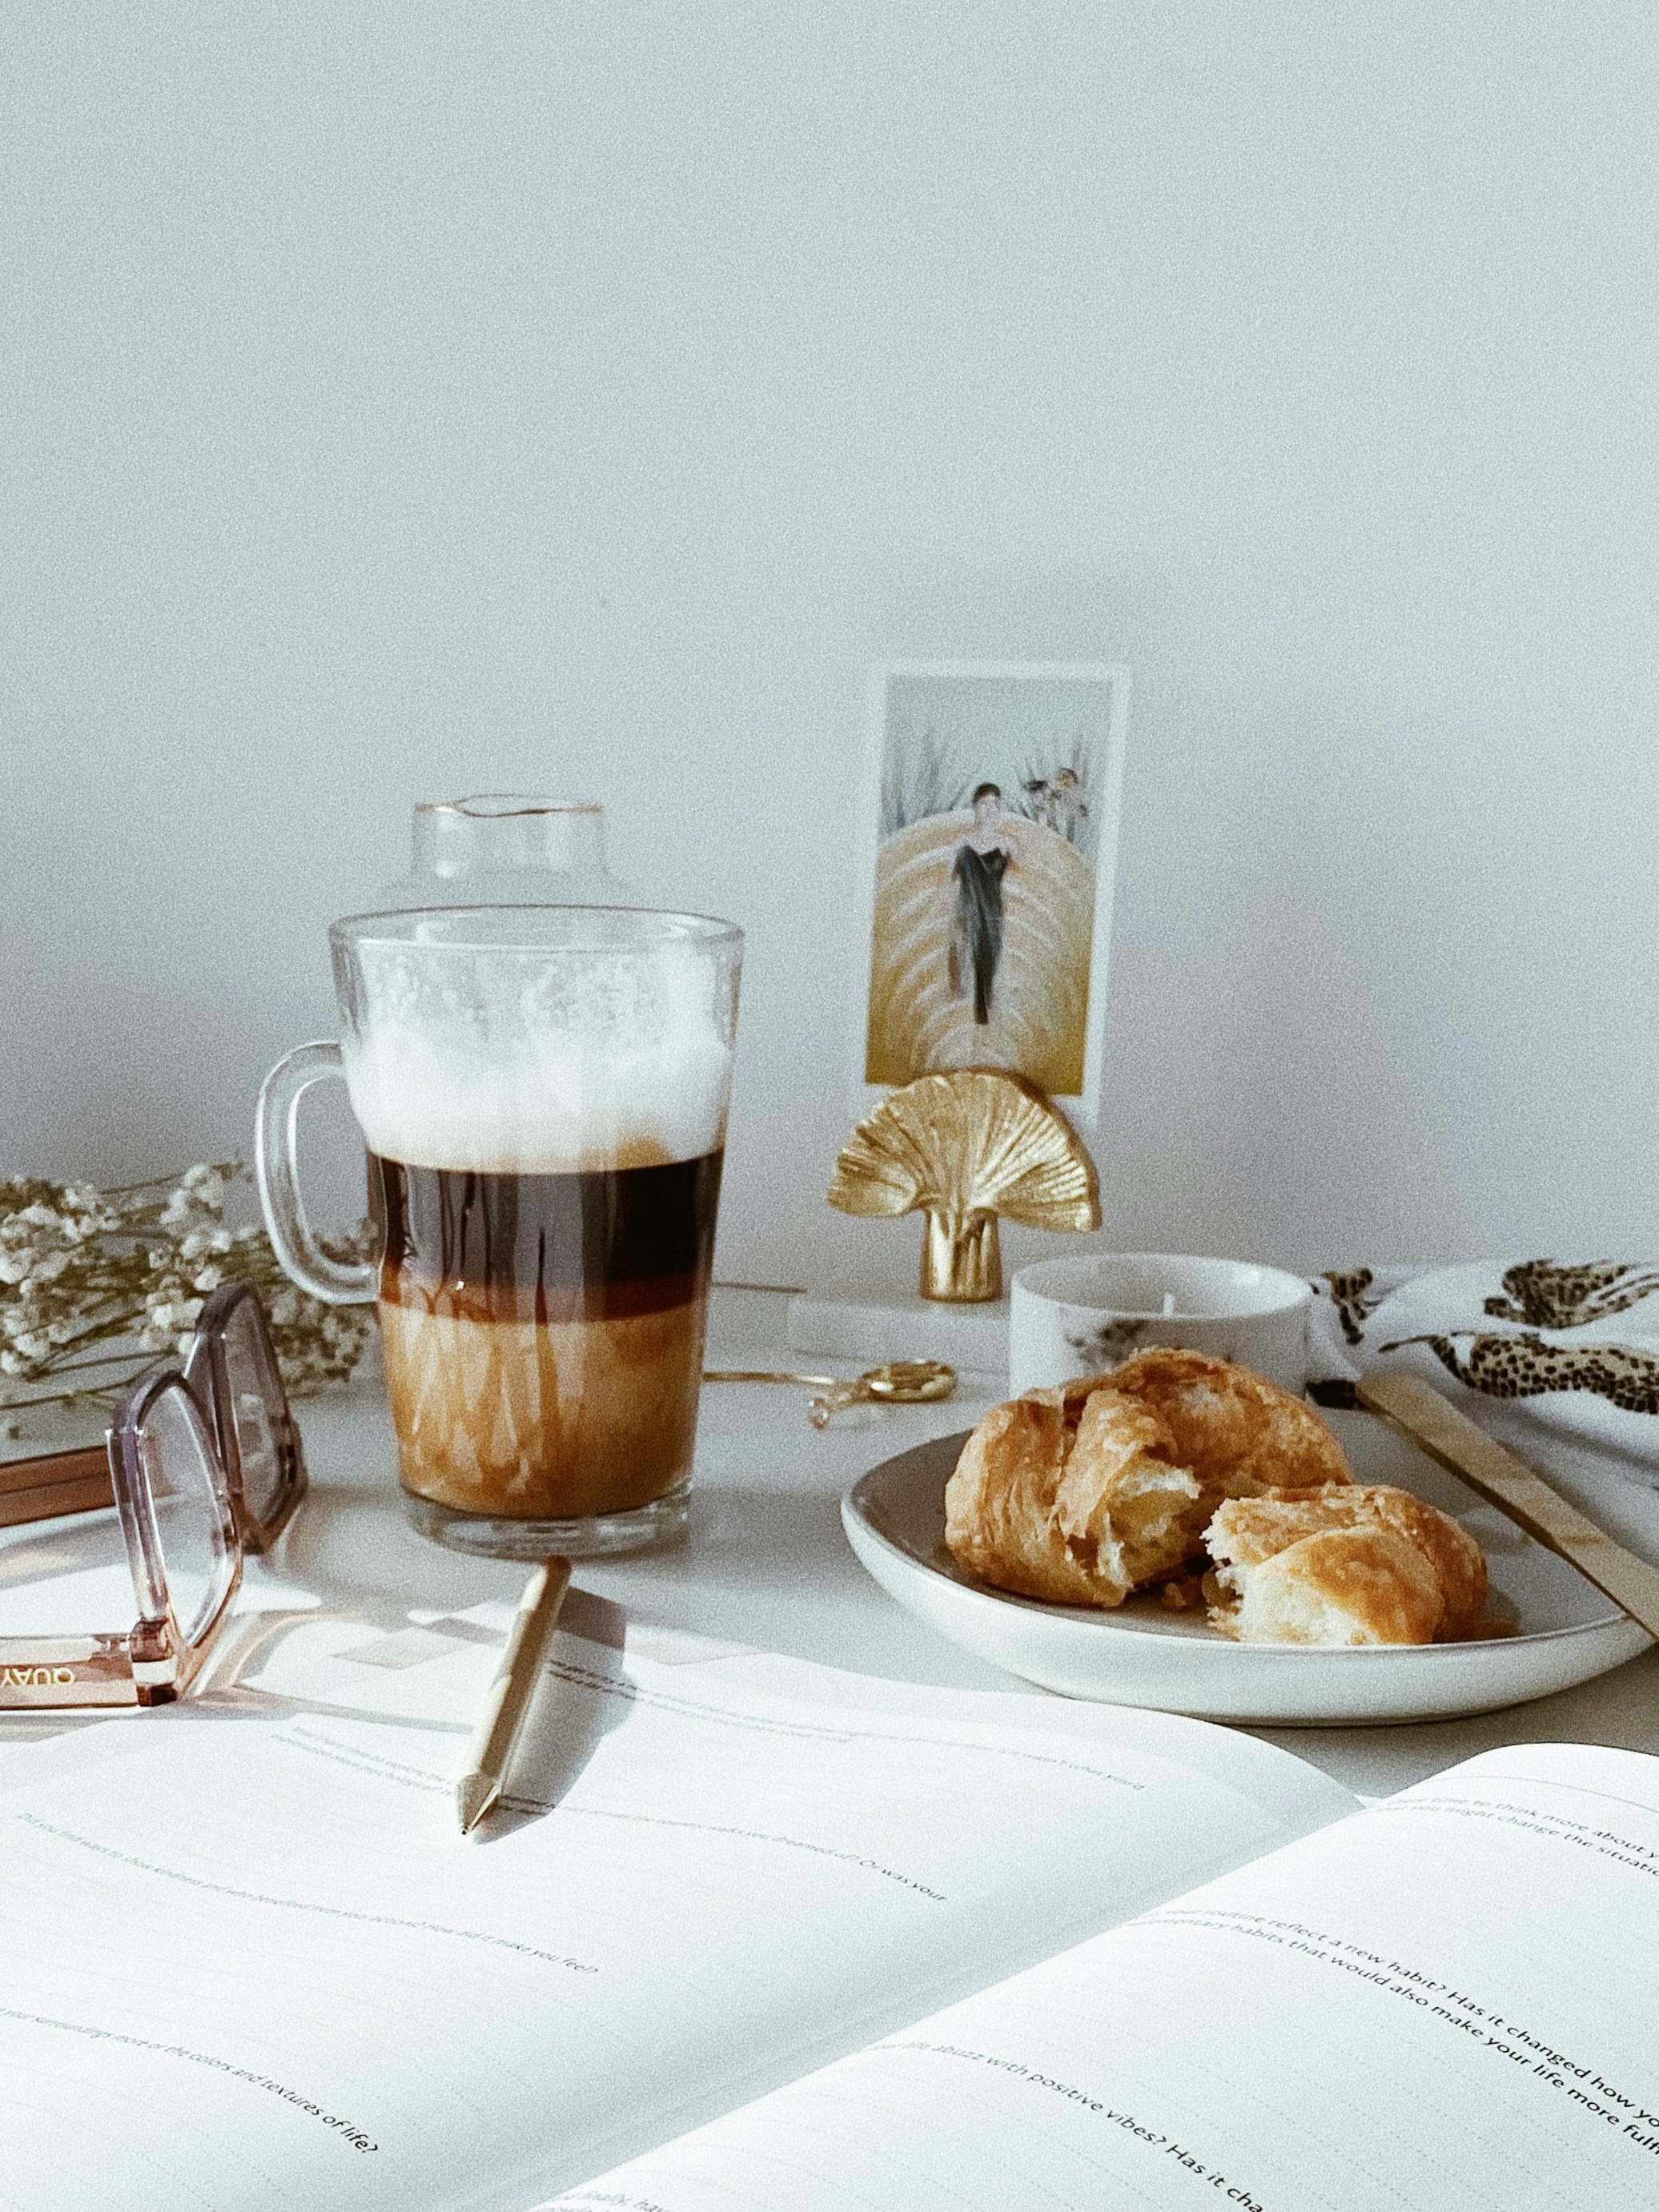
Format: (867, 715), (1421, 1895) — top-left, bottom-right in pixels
(369, 1150), (724, 1323)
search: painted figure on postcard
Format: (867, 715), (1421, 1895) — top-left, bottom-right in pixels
(948, 783), (1016, 1025)
(862, 666), (1127, 1102)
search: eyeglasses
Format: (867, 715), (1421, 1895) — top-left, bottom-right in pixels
(0, 1283), (306, 1709)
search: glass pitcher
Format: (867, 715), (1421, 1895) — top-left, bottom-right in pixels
(376, 794), (632, 909)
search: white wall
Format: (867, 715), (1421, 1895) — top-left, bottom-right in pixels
(5, 2), (1658, 1286)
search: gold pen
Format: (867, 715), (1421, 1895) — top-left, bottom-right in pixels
(456, 1558), (573, 1837)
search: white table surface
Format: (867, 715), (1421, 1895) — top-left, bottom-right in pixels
(7, 1287), (1659, 1799)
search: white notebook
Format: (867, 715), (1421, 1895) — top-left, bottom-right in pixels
(0, 1628), (1653, 2211)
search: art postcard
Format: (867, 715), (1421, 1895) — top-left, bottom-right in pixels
(855, 660), (1130, 1120)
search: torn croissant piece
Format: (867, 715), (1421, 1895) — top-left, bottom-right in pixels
(942, 1379), (1131, 1607)
(1204, 1483), (1488, 1645)
(943, 1348), (1354, 1610)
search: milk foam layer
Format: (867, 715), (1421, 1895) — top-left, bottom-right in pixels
(342, 947), (733, 1173)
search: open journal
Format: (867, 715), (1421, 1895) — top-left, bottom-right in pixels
(2, 1623), (1657, 2211)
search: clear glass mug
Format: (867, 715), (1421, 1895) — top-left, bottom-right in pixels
(255, 906), (742, 1558)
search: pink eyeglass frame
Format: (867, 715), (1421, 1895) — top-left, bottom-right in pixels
(0, 1283), (307, 1709)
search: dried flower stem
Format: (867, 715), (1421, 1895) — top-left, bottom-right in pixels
(0, 1160), (372, 1436)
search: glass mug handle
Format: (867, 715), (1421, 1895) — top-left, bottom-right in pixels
(255, 1043), (377, 1307)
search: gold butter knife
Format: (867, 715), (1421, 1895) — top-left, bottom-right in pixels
(1357, 1370), (1659, 1640)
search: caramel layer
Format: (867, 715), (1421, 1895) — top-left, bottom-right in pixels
(377, 1298), (707, 1520)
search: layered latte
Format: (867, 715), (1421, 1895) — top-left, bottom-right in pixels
(371, 1139), (723, 1519)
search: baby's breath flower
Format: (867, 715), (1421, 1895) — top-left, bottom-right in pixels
(0, 1159), (371, 1420)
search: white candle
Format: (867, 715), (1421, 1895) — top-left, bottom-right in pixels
(1009, 1255), (1314, 1397)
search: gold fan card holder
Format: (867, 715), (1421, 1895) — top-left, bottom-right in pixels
(828, 1068), (1099, 1303)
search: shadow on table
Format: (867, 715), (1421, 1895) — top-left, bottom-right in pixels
(618, 1483), (856, 1593)
(1254, 1643), (1659, 1796)
(488, 1590), (634, 1841)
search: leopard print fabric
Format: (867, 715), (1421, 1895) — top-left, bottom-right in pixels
(1481, 1259), (1659, 1331)
(1321, 1267), (1384, 1347)
(1384, 1330), (1659, 1415)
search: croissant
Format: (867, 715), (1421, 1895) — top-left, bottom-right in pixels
(1205, 1483), (1488, 1645)
(943, 1348), (1354, 1609)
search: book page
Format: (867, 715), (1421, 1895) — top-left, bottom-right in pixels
(548, 1741), (1659, 2212)
(228, 1584), (1350, 1838)
(0, 1629), (1338, 2212)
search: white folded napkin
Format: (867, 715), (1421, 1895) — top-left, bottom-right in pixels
(1309, 1260), (1659, 1495)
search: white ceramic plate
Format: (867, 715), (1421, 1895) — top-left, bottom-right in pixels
(842, 1411), (1651, 1724)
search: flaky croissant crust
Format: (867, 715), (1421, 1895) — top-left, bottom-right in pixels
(1206, 1483), (1488, 1644)
(943, 1348), (1354, 1610)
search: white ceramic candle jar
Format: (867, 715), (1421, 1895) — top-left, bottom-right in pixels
(1008, 1253), (1312, 1397)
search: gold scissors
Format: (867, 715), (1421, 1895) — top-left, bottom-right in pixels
(704, 1359), (958, 1429)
